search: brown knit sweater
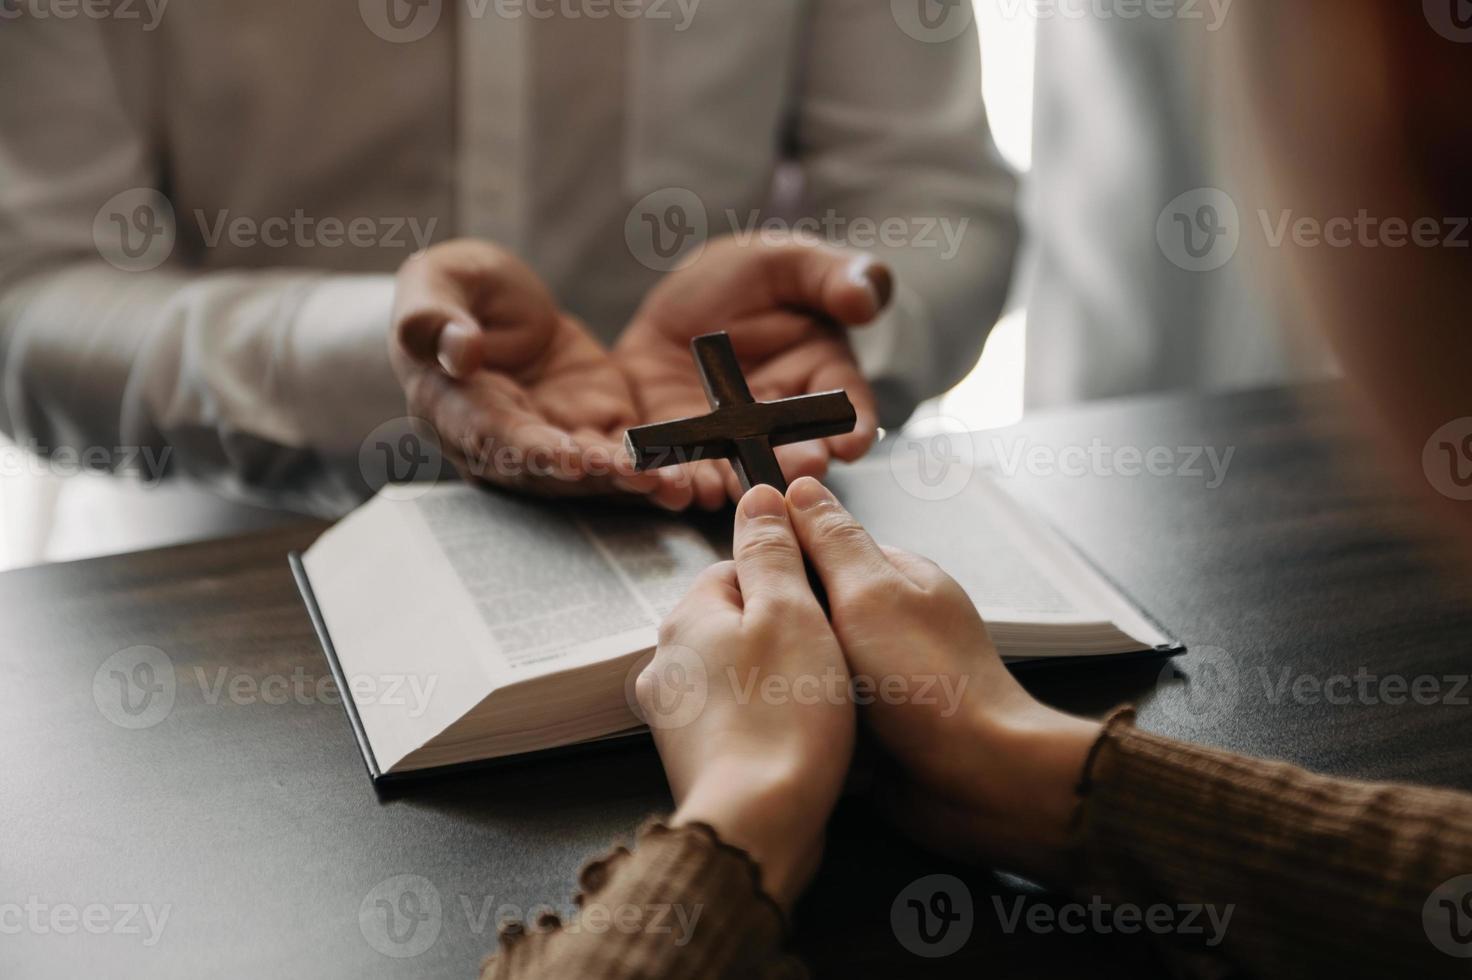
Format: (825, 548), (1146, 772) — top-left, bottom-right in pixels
(481, 712), (1472, 978)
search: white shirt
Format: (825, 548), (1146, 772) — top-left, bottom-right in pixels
(0, 0), (1018, 519)
(1024, 12), (1326, 409)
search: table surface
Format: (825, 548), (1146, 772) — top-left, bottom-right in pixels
(5, 384), (1471, 979)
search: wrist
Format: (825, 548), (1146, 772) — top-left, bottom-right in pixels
(967, 704), (1101, 882)
(672, 757), (832, 911)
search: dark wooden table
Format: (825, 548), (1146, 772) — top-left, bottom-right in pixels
(5, 384), (1471, 978)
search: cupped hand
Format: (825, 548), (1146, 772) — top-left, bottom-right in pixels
(637, 484), (855, 908)
(782, 476), (1102, 882)
(389, 239), (685, 506)
(614, 237), (891, 511)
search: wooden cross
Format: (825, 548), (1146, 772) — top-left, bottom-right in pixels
(623, 332), (857, 493)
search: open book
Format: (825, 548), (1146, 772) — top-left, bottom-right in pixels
(293, 459), (1179, 782)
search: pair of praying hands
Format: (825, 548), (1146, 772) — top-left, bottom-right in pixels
(388, 237), (892, 508)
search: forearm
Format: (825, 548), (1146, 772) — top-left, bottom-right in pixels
(0, 262), (404, 515)
(1067, 710), (1472, 976)
(480, 820), (802, 980)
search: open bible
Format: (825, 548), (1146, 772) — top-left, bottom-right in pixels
(293, 459), (1180, 782)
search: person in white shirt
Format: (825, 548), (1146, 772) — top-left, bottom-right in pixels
(0, 1), (1018, 535)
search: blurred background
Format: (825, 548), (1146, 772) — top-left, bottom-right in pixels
(0, 1), (1325, 569)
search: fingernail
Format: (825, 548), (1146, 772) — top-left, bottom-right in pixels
(740, 484), (786, 520)
(787, 476), (834, 510)
(847, 257), (894, 311)
(437, 320), (476, 376)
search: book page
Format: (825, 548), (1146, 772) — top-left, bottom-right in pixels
(828, 461), (1090, 621)
(411, 488), (719, 671)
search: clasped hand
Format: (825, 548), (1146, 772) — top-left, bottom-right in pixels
(639, 478), (1103, 909)
(388, 236), (892, 509)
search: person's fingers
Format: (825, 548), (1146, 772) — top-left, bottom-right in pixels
(774, 441), (830, 483)
(878, 545), (950, 591)
(668, 560), (743, 618)
(393, 243), (558, 378)
(731, 484), (819, 614)
(764, 245), (894, 327)
(785, 476), (899, 598)
(808, 358), (878, 462)
(691, 460), (729, 511)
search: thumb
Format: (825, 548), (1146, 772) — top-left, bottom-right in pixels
(769, 245), (894, 327)
(731, 484), (820, 615)
(784, 476), (898, 600)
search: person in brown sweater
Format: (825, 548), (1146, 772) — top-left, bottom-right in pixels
(479, 2), (1472, 976)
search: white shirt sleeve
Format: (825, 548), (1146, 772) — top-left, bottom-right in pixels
(0, 17), (405, 517)
(793, 0), (1020, 425)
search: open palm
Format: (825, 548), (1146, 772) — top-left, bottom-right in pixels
(614, 237), (891, 509)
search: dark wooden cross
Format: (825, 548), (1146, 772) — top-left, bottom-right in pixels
(622, 332), (856, 493)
